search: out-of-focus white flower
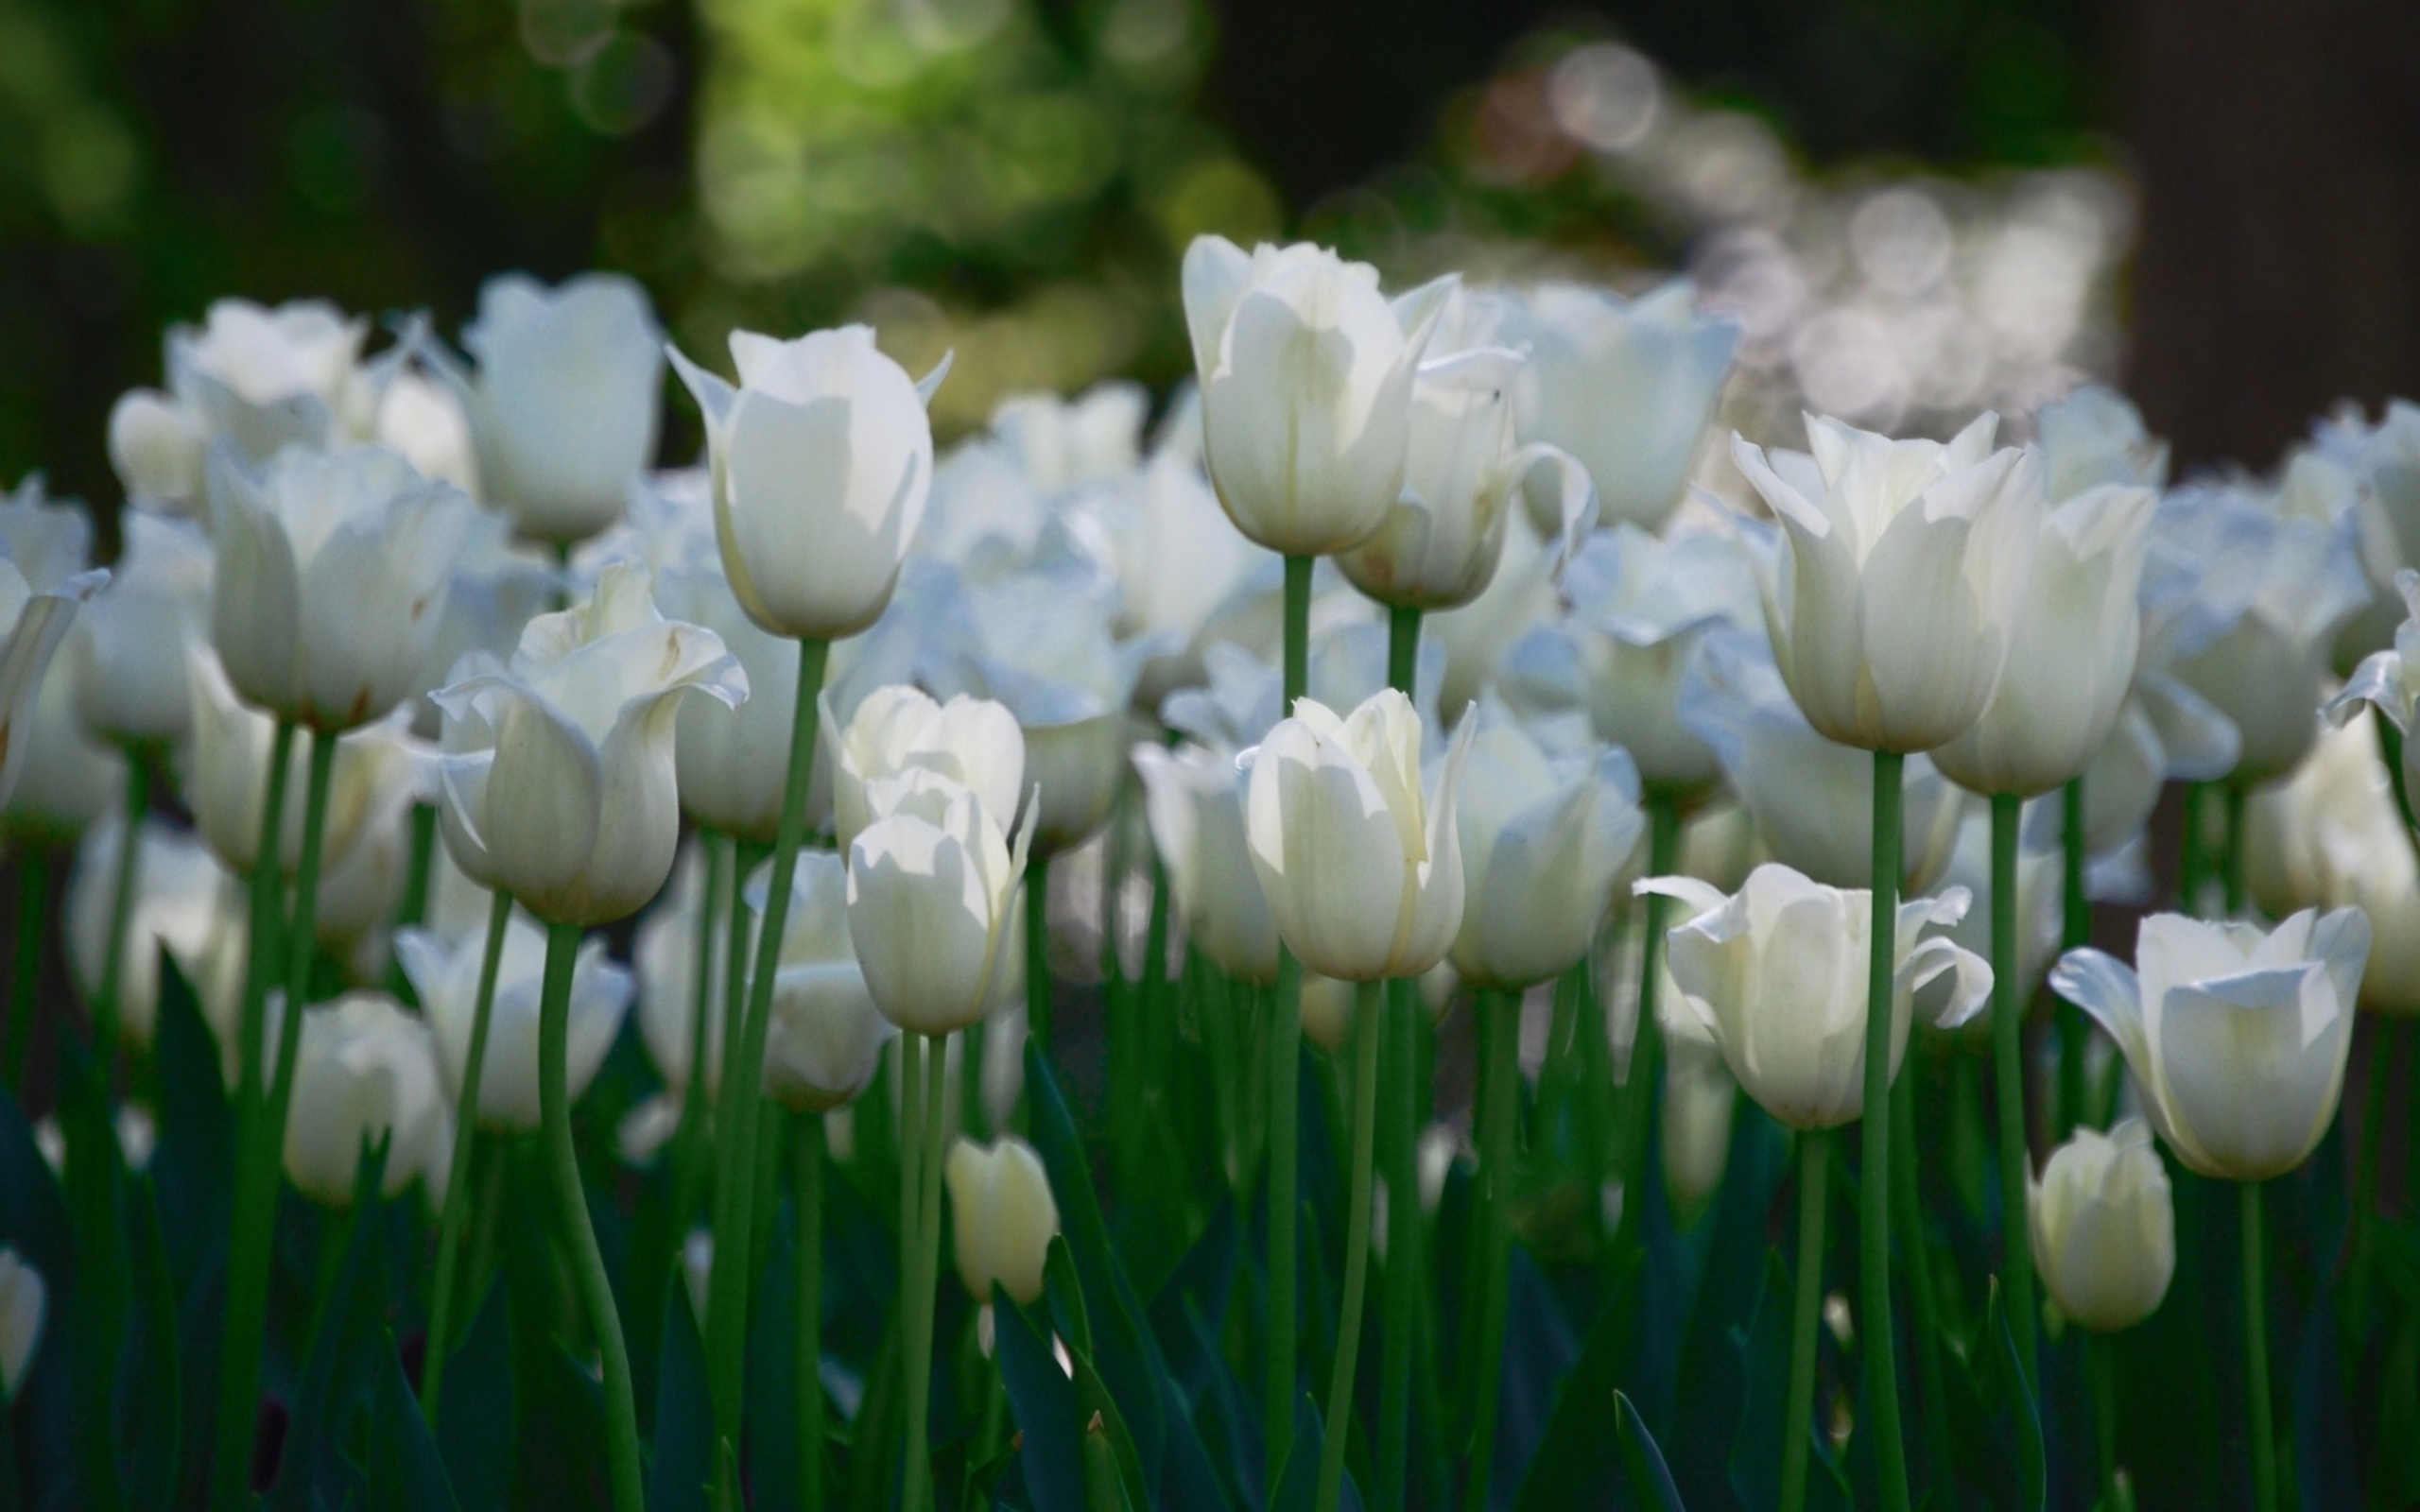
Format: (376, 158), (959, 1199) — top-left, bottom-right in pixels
(989, 384), (1148, 494)
(945, 1134), (1059, 1351)
(2033, 385), (2169, 504)
(1660, 999), (1737, 1214)
(1, 649), (124, 840)
(66, 816), (229, 1049)
(2051, 908), (2369, 1181)
(373, 367), (478, 497)
(660, 559), (811, 845)
(1921, 800), (2063, 1025)
(1729, 412), (2044, 753)
(283, 992), (451, 1205)
(109, 389), (208, 514)
(407, 512), (559, 740)
(0, 478), (107, 809)
(2330, 568), (2420, 829)
(397, 913), (633, 1130)
(833, 684), (1025, 854)
(2029, 1118), (2174, 1332)
(166, 298), (368, 465)
(2244, 710), (2420, 1015)
(757, 850), (894, 1112)
(632, 840), (728, 1110)
(0, 1247), (44, 1399)
(1067, 449), (1258, 693)
(70, 513), (213, 746)
(1425, 510), (1560, 720)
(1133, 739), (1277, 986)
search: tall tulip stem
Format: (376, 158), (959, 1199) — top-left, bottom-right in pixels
(2087, 1332), (2120, 1509)
(1862, 749), (1911, 1512)
(265, 731), (340, 1170)
(398, 800), (439, 930)
(902, 1031), (949, 1512)
(1265, 552), (1312, 1497)
(797, 1109), (827, 1512)
(2056, 777), (2089, 1139)
(1781, 1127), (1831, 1512)
(1317, 988), (1384, 1512)
(667, 833), (731, 1231)
(1463, 988), (1521, 1512)
(1026, 853), (1052, 1055)
(705, 636), (831, 1483)
(2241, 1179), (2276, 1512)
(539, 918), (644, 1512)
(92, 747), (148, 1071)
(1988, 792), (2039, 1388)
(4, 850), (46, 1090)
(1376, 602), (1422, 1510)
(2221, 782), (2250, 918)
(421, 887), (514, 1422)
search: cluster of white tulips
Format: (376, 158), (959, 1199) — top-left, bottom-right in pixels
(0, 232), (2413, 1512)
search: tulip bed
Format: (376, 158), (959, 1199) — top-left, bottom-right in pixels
(2, 247), (2417, 1512)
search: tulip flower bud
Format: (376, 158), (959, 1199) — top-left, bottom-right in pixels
(167, 298), (366, 464)
(1133, 740), (1278, 986)
(834, 685), (1025, 855)
(1729, 413), (2044, 754)
(433, 564), (747, 927)
(2052, 908), (2369, 1182)
(2029, 1119), (2174, 1332)
(396, 915), (633, 1131)
(283, 992), (451, 1206)
(108, 389), (207, 513)
(847, 768), (1035, 1038)
(1640, 863), (1992, 1129)
(944, 1135), (1060, 1311)
(1245, 689), (1476, 983)
(1183, 235), (1453, 557)
(0, 1247), (43, 1400)
(757, 850), (894, 1112)
(67, 816), (228, 1050)
(0, 483), (107, 812)
(671, 325), (949, 641)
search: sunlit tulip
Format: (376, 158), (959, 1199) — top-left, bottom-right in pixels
(2029, 1119), (2174, 1332)
(1639, 863), (1992, 1129)
(397, 913), (632, 1130)
(1182, 235), (1453, 556)
(1448, 707), (1643, 989)
(944, 1134), (1060, 1309)
(208, 445), (474, 731)
(283, 992), (451, 1205)
(433, 563), (746, 925)
(1133, 739), (1278, 985)
(67, 816), (228, 1049)
(1244, 689), (1475, 982)
(108, 389), (208, 514)
(833, 684), (1024, 854)
(847, 765), (1035, 1038)
(670, 324), (949, 640)
(1730, 413), (2044, 753)
(1932, 482), (2158, 797)
(0, 480), (107, 809)
(757, 850), (894, 1112)
(1660, 998), (1737, 1215)
(2050, 908), (2369, 1181)
(1507, 280), (1738, 533)
(70, 513), (213, 746)
(166, 298), (366, 464)
(0, 1248), (43, 1399)
(447, 273), (663, 542)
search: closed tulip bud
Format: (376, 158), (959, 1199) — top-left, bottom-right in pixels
(283, 992), (450, 1206)
(1133, 741), (1277, 986)
(433, 563), (747, 925)
(1245, 689), (1476, 983)
(1449, 710), (1644, 990)
(671, 325), (949, 641)
(1730, 413), (2044, 754)
(944, 1135), (1060, 1310)
(1640, 864), (1992, 1129)
(397, 915), (633, 1130)
(757, 850), (894, 1112)
(208, 445), (474, 731)
(167, 298), (366, 464)
(67, 816), (228, 1049)
(2029, 1119), (2174, 1332)
(834, 684), (1025, 854)
(1659, 1002), (1737, 1216)
(1509, 281), (1739, 534)
(848, 767), (1035, 1038)
(0, 1248), (43, 1400)
(0, 482), (107, 811)
(450, 274), (663, 542)
(108, 389), (207, 513)
(1931, 483), (2159, 797)
(1183, 235), (1454, 557)
(70, 513), (213, 745)
(2051, 908), (2370, 1181)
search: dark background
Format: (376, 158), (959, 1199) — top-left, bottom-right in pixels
(2, 0), (2416, 514)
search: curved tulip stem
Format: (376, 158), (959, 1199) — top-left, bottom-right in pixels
(539, 918), (644, 1512)
(2087, 1331), (2120, 1509)
(421, 887), (513, 1423)
(1987, 792), (2039, 1390)
(2240, 1179), (2276, 1512)
(1463, 988), (1521, 1512)
(1376, 978), (1421, 1511)
(1619, 794), (1684, 1254)
(705, 637), (830, 1485)
(92, 747), (148, 1073)
(1317, 988), (1384, 1512)
(1862, 748), (1911, 1512)
(902, 1031), (950, 1512)
(1781, 1127), (1831, 1512)
(5, 850), (46, 1091)
(797, 1110), (827, 1512)
(2056, 776), (2089, 1140)
(1026, 853), (1052, 1057)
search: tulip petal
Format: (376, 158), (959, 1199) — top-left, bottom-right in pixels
(1182, 234), (1253, 382)
(2049, 946), (2150, 1082)
(1246, 714), (1408, 981)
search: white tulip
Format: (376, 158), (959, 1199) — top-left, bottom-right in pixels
(756, 850), (894, 1112)
(0, 1247), (43, 1400)
(944, 1134), (1060, 1308)
(406, 512), (559, 740)
(1, 650), (124, 840)
(847, 767), (1035, 1038)
(671, 325), (949, 640)
(2329, 567), (2420, 816)
(1425, 513), (1558, 720)
(632, 840), (729, 1110)
(1507, 280), (1738, 533)
(433, 563), (746, 925)
(833, 684), (1024, 854)
(1639, 863), (1992, 1129)
(372, 367), (478, 497)
(283, 992), (451, 1205)
(2033, 385), (2169, 504)
(166, 298), (367, 464)
(1072, 451), (1258, 676)
(108, 388), (208, 515)
(1132, 740), (1278, 986)
(1659, 1001), (1737, 1215)
(1162, 629), (1445, 766)
(1729, 413), (2044, 753)
(70, 512), (213, 746)
(2051, 908), (2370, 1181)
(397, 914), (633, 1130)
(2029, 1118), (2174, 1333)
(1244, 689), (1475, 983)
(1183, 236), (1453, 557)
(0, 480), (106, 810)
(661, 560), (809, 843)
(989, 383), (1148, 493)
(67, 816), (230, 1049)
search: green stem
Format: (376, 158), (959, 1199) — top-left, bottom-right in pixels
(1781, 1128), (1831, 1512)
(540, 919), (644, 1511)
(92, 748), (147, 1070)
(421, 887), (513, 1422)
(1376, 979), (1420, 1511)
(1618, 795), (1683, 1253)
(1316, 988), (1383, 1512)
(2221, 782), (2249, 919)
(5, 850), (46, 1091)
(1862, 749), (1911, 1512)
(1463, 988), (1521, 1512)
(705, 638), (831, 1483)
(2350, 1021), (2394, 1332)
(903, 1032), (949, 1512)
(667, 833), (731, 1235)
(2179, 782), (2207, 915)
(1026, 853), (1052, 1057)
(1386, 605), (1422, 696)
(1283, 555), (1312, 712)
(2240, 1179), (2275, 1512)
(398, 800), (439, 931)
(2088, 1331), (2119, 1509)
(1988, 792), (2039, 1389)
(1265, 551), (1312, 1501)
(1893, 1061), (1958, 1503)
(797, 1111), (827, 1512)
(2057, 777), (2089, 1140)
(264, 730), (340, 1189)
(207, 717), (297, 1511)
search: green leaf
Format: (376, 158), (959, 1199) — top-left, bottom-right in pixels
(1514, 1250), (1642, 1512)
(150, 954), (231, 1299)
(648, 1277), (712, 1512)
(1728, 1249), (1851, 1512)
(1084, 1409), (1136, 1512)
(123, 1175), (182, 1509)
(269, 1135), (391, 1512)
(369, 1331), (460, 1512)
(1668, 1108), (1788, 1494)
(994, 1285), (1083, 1511)
(434, 1278), (514, 1512)
(1982, 1280), (2045, 1512)
(1616, 1391), (1685, 1512)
